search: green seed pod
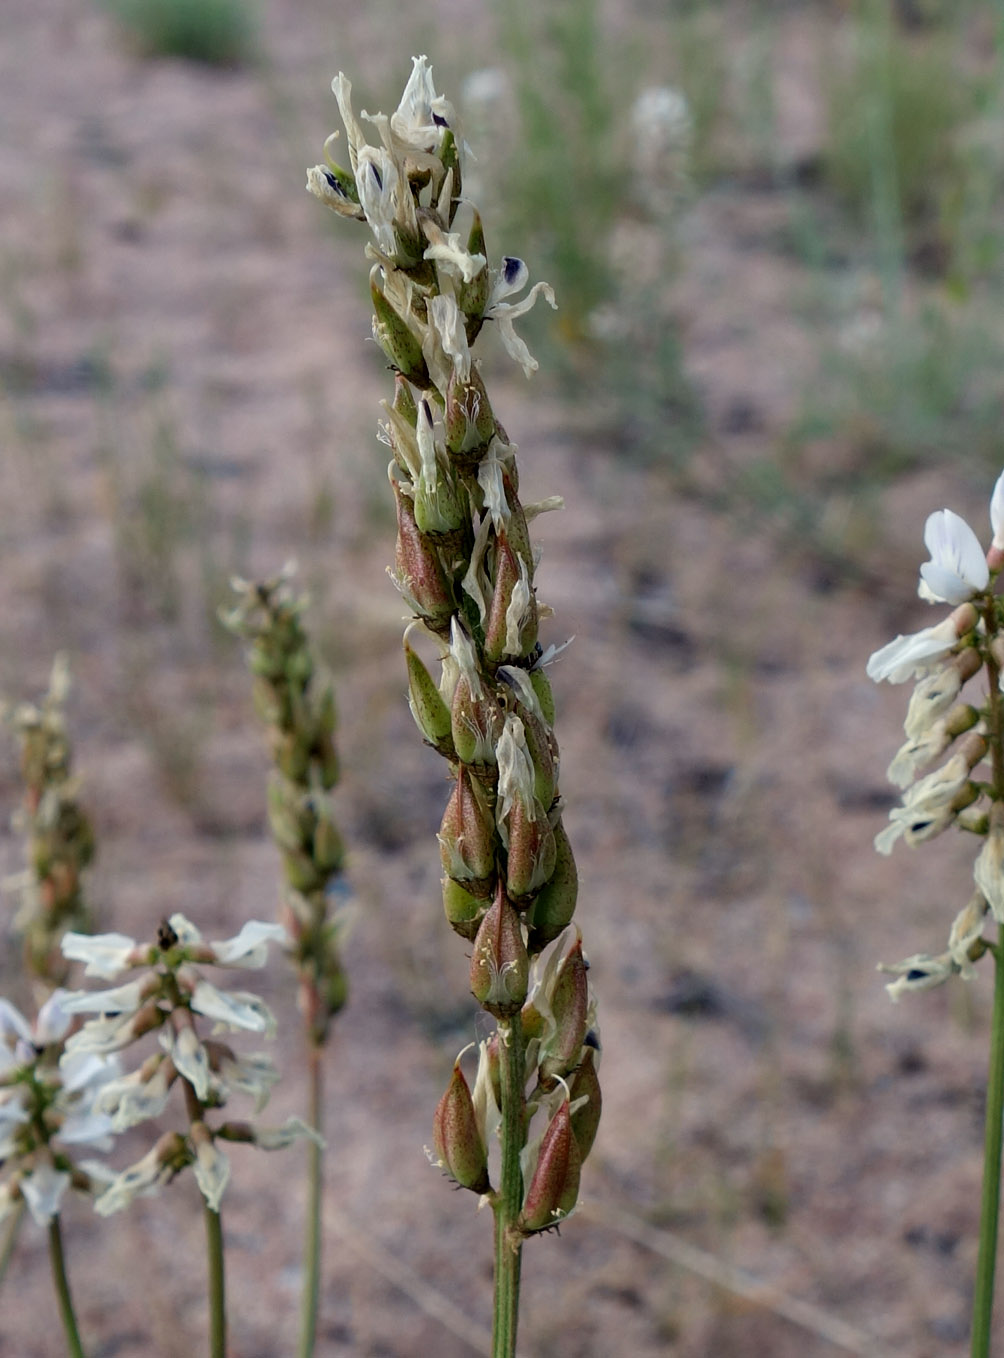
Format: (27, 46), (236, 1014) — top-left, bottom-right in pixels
(432, 1060), (490, 1194)
(539, 936), (589, 1084)
(445, 365), (496, 461)
(405, 636), (453, 753)
(459, 210), (489, 342)
(529, 669), (556, 727)
(519, 703), (557, 810)
(568, 1046), (602, 1162)
(442, 876), (487, 940)
(526, 818), (577, 954)
(470, 885), (529, 1018)
(438, 764), (497, 894)
(439, 129), (463, 225)
(391, 473), (455, 633)
(505, 798), (556, 904)
(519, 1098), (581, 1233)
(371, 272), (429, 387)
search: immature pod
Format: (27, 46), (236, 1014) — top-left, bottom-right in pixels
(505, 796), (556, 904)
(405, 633), (454, 756)
(445, 365), (496, 462)
(371, 270), (429, 386)
(484, 531), (538, 664)
(526, 818), (578, 954)
(519, 1097), (581, 1233)
(390, 471), (455, 634)
(443, 876), (488, 940)
(539, 936), (589, 1085)
(438, 764), (497, 896)
(432, 1059), (490, 1193)
(459, 210), (489, 341)
(568, 1045), (602, 1161)
(470, 885), (529, 1018)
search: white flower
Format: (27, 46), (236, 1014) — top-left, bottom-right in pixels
(193, 1132), (230, 1213)
(93, 1061), (174, 1131)
(991, 469), (1004, 551)
(904, 665), (964, 740)
(485, 258), (557, 377)
(20, 1161), (70, 1226)
(918, 509), (989, 604)
(212, 1051), (279, 1113)
(208, 921), (287, 970)
(93, 1143), (175, 1216)
(426, 293), (472, 384)
(166, 914), (202, 947)
(62, 931), (138, 979)
(874, 751), (973, 854)
(60, 979), (147, 1018)
(878, 951), (956, 1001)
(948, 893), (988, 974)
(866, 615), (964, 684)
(169, 1027), (211, 1102)
(252, 1116), (324, 1151)
(976, 824), (1004, 922)
(189, 982), (276, 1036)
(356, 146), (401, 258)
(389, 54), (455, 154)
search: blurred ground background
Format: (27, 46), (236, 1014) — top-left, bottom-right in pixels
(3, 0), (1004, 1354)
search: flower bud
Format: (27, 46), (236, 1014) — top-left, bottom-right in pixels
(519, 1096), (581, 1233)
(443, 876), (488, 940)
(438, 764), (497, 895)
(568, 1045), (602, 1161)
(470, 885), (529, 1018)
(539, 935), (590, 1084)
(389, 470), (455, 634)
(526, 819), (578, 954)
(432, 1059), (490, 1193)
(459, 210), (489, 339)
(405, 632), (454, 755)
(450, 673), (504, 768)
(370, 270), (429, 386)
(414, 400), (466, 537)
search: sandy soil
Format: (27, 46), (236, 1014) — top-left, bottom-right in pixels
(1, 2), (1001, 1355)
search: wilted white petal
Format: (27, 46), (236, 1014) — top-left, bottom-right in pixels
(0, 1000), (33, 1052)
(485, 261), (557, 378)
(919, 509), (989, 603)
(948, 893), (988, 974)
(254, 1116), (325, 1151)
(59, 1050), (121, 1097)
(172, 1028), (211, 1102)
(62, 931), (138, 980)
(193, 1137), (231, 1212)
(93, 1145), (171, 1216)
(209, 921), (287, 969)
(992, 470), (1004, 551)
(34, 991), (73, 1046)
(21, 1162), (70, 1225)
(63, 1012), (137, 1056)
(58, 1110), (115, 1150)
(166, 914), (202, 947)
(866, 616), (963, 684)
(61, 980), (146, 1017)
(190, 982), (275, 1036)
(215, 1051), (279, 1113)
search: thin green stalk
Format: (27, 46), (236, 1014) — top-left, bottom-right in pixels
(973, 926), (1004, 1358)
(298, 1043), (324, 1358)
(492, 1012), (526, 1358)
(0, 1198), (24, 1291)
(204, 1203), (227, 1358)
(48, 1217), (86, 1358)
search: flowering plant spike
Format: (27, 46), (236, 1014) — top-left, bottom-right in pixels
(867, 469), (1004, 1355)
(308, 56), (601, 1356)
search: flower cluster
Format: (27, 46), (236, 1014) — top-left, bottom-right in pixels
(58, 914), (313, 1213)
(868, 472), (1004, 998)
(221, 566), (348, 1045)
(0, 991), (117, 1226)
(4, 657), (96, 983)
(308, 55), (600, 1234)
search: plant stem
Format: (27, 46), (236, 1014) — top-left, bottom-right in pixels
(48, 1217), (86, 1358)
(0, 1198), (24, 1292)
(973, 926), (1004, 1357)
(204, 1203), (227, 1358)
(492, 1012), (526, 1358)
(298, 1043), (324, 1358)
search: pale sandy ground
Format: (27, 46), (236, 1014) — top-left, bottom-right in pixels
(0, 2), (1000, 1355)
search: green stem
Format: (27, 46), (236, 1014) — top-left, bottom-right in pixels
(492, 1012), (526, 1358)
(204, 1202), (227, 1358)
(0, 1197), (24, 1292)
(48, 1217), (86, 1358)
(973, 927), (1004, 1357)
(298, 1043), (324, 1358)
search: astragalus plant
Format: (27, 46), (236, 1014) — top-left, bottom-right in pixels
(307, 55), (601, 1357)
(868, 470), (1004, 1357)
